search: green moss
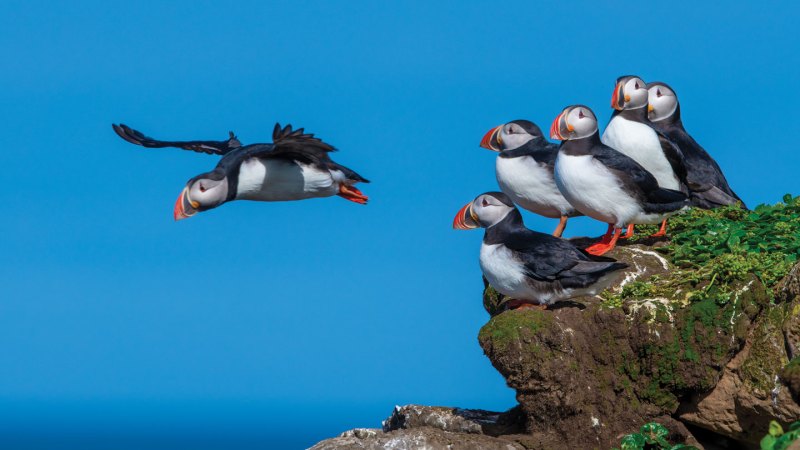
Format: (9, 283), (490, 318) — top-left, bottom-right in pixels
(741, 304), (791, 394)
(640, 379), (679, 411)
(482, 284), (504, 317)
(478, 309), (552, 351)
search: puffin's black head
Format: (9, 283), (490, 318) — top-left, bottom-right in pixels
(174, 169), (230, 221)
(479, 120), (545, 152)
(453, 192), (516, 230)
(550, 105), (598, 141)
(611, 75), (648, 111)
(647, 82), (679, 122)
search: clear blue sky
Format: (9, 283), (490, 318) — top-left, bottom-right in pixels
(1, 1), (798, 448)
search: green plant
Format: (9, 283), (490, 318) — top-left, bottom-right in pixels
(761, 420), (800, 450)
(612, 422), (699, 450)
(664, 194), (800, 292)
(605, 194), (800, 308)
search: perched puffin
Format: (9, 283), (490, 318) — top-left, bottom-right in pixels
(647, 82), (746, 209)
(112, 123), (369, 220)
(601, 75), (689, 237)
(479, 120), (581, 237)
(550, 105), (689, 255)
(453, 192), (628, 309)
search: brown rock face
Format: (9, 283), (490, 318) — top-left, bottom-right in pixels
(478, 249), (800, 448)
(678, 262), (800, 444)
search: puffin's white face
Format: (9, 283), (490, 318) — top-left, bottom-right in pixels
(174, 175), (229, 221)
(479, 121), (538, 151)
(453, 193), (515, 230)
(499, 122), (536, 150)
(612, 76), (648, 110)
(647, 84), (678, 122)
(550, 106), (598, 141)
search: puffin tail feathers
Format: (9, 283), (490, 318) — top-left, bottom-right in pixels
(559, 260), (629, 289)
(644, 188), (690, 214)
(690, 186), (749, 211)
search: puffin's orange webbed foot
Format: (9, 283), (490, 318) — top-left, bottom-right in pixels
(650, 219), (668, 238)
(620, 224), (635, 239)
(507, 299), (548, 311)
(585, 226), (621, 256)
(338, 185), (368, 204)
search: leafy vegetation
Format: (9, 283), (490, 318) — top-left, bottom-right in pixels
(612, 422), (699, 450)
(761, 420), (800, 450)
(605, 194), (800, 307)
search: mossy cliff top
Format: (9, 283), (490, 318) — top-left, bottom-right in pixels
(479, 195), (800, 448)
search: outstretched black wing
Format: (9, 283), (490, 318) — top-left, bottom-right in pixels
(238, 123), (337, 165)
(271, 123), (336, 157)
(112, 123), (241, 156)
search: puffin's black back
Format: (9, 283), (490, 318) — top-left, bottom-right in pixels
(650, 114), (745, 209)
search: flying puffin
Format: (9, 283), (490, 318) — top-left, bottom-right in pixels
(112, 123), (369, 220)
(550, 105), (689, 255)
(647, 81), (746, 209)
(453, 192), (628, 309)
(479, 120), (581, 237)
(601, 75), (689, 237)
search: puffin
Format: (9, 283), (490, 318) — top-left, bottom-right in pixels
(647, 81), (747, 209)
(112, 123), (369, 220)
(453, 192), (628, 309)
(479, 120), (581, 237)
(601, 75), (689, 237)
(549, 105), (689, 255)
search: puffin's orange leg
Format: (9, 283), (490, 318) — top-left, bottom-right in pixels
(585, 226), (622, 256)
(507, 299), (548, 311)
(620, 224), (635, 239)
(552, 215), (568, 238)
(516, 303), (548, 311)
(650, 219), (668, 238)
(337, 185), (368, 204)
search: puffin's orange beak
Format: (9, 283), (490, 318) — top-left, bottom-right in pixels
(611, 81), (626, 110)
(480, 125), (503, 151)
(453, 203), (479, 230)
(174, 187), (198, 221)
(550, 111), (565, 140)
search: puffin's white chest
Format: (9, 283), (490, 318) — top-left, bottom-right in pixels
(235, 158), (338, 201)
(554, 153), (640, 226)
(495, 156), (572, 218)
(602, 116), (679, 190)
(480, 243), (529, 298)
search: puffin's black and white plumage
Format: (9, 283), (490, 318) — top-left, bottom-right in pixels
(453, 192), (627, 308)
(601, 75), (690, 237)
(550, 105), (689, 255)
(646, 82), (746, 209)
(602, 75), (688, 193)
(479, 120), (581, 237)
(112, 123), (369, 220)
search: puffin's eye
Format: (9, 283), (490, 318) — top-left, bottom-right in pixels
(634, 81), (640, 89)
(578, 109), (586, 119)
(199, 184), (207, 193)
(656, 88), (663, 97)
(482, 198), (489, 207)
